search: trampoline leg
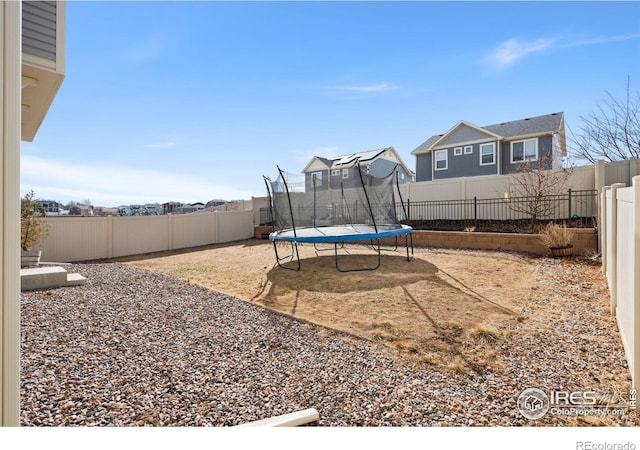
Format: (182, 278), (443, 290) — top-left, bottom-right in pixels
(334, 240), (381, 272)
(273, 240), (301, 271)
(404, 233), (414, 262)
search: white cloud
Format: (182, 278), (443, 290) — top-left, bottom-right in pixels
(485, 37), (556, 70)
(20, 155), (259, 207)
(563, 33), (640, 48)
(329, 83), (399, 93)
(485, 32), (640, 71)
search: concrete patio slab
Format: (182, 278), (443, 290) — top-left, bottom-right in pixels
(21, 266), (87, 291)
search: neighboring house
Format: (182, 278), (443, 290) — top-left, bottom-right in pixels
(76, 203), (94, 216)
(39, 199), (69, 216)
(206, 199), (226, 208)
(163, 201), (183, 215)
(302, 147), (415, 191)
(95, 207), (118, 216)
(143, 203), (163, 215)
(411, 112), (566, 182)
(177, 202), (206, 214)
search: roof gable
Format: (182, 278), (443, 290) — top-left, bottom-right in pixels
(302, 156), (333, 173)
(435, 121), (503, 148)
(411, 112), (564, 155)
(303, 147), (414, 177)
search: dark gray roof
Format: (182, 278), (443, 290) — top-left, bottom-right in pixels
(412, 135), (443, 155)
(483, 112), (563, 138)
(412, 112), (564, 154)
(315, 156), (334, 168)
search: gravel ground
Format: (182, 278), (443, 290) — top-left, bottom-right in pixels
(20, 258), (638, 426)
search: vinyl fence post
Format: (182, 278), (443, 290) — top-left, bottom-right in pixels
(632, 176), (640, 389)
(600, 188), (609, 268)
(609, 183), (625, 316)
(108, 215), (113, 259)
(568, 188), (572, 223)
(168, 214), (173, 251)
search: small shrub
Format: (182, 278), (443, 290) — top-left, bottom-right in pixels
(539, 222), (575, 248)
(20, 190), (49, 251)
(470, 326), (500, 343)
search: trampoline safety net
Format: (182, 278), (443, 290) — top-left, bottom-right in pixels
(263, 163), (413, 271)
(264, 164), (404, 234)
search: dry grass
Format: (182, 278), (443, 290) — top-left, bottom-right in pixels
(117, 239), (536, 375)
(539, 222), (576, 248)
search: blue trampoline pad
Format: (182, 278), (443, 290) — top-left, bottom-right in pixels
(269, 224), (413, 244)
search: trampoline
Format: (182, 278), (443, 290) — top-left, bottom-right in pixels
(263, 162), (413, 272)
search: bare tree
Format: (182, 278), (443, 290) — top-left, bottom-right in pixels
(507, 154), (573, 230)
(569, 77), (640, 164)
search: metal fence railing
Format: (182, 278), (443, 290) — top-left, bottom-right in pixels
(259, 189), (598, 232)
(404, 189), (597, 231)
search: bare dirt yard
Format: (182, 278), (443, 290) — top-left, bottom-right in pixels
(117, 239), (589, 376)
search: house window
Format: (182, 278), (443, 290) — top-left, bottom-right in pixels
(511, 138), (538, 163)
(434, 149), (448, 170)
(342, 169), (349, 179)
(312, 171), (322, 186)
(464, 145), (473, 154)
(454, 147), (462, 156)
(480, 142), (496, 165)
(331, 169), (341, 176)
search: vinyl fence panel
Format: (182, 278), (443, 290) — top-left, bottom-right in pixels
(39, 210), (255, 263)
(602, 178), (640, 390)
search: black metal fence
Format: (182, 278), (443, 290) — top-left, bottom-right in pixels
(403, 189), (597, 232)
(260, 189), (597, 233)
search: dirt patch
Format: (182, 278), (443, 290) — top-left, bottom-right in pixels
(117, 239), (534, 374)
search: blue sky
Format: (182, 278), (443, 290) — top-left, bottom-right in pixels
(20, 1), (640, 207)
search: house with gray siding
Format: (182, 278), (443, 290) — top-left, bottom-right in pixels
(411, 112), (566, 182)
(302, 147), (415, 191)
(21, 1), (65, 141)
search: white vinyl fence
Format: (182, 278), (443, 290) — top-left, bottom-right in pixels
(38, 210), (255, 263)
(601, 178), (640, 389)
(398, 159), (640, 203)
(397, 164), (597, 202)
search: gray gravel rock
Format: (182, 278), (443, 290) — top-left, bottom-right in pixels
(20, 260), (637, 426)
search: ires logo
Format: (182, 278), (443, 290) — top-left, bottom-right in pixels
(517, 388), (631, 420)
(549, 390), (597, 406)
